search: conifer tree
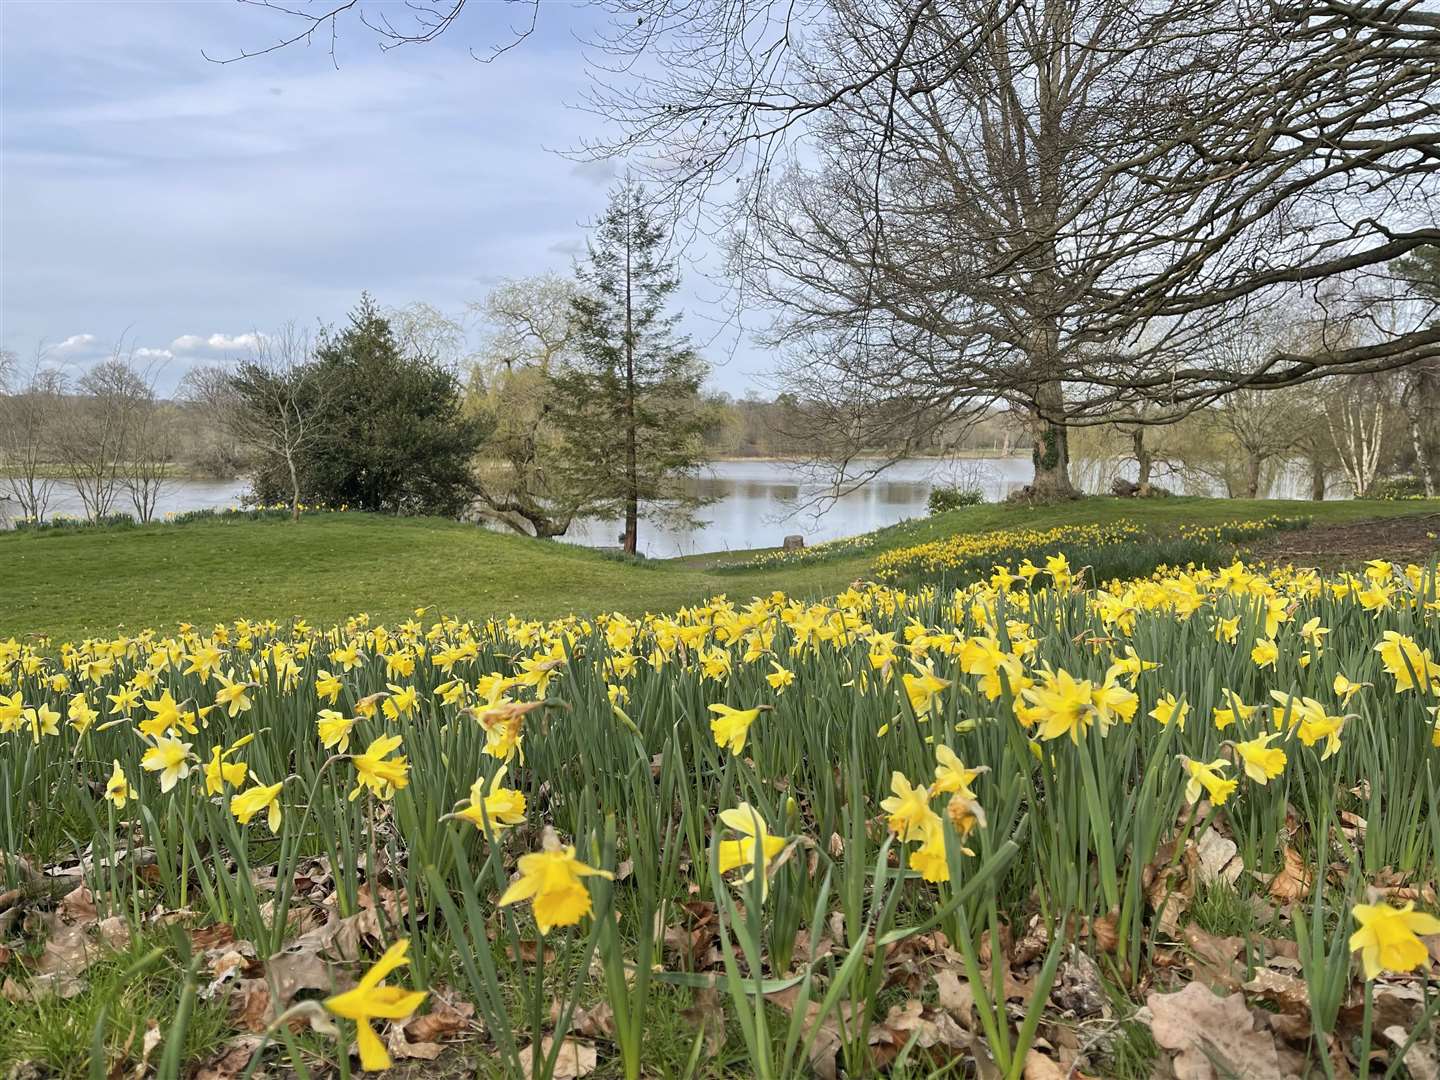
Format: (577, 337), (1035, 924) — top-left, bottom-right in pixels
(550, 181), (712, 554)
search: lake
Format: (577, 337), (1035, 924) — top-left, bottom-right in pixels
(12, 455), (1317, 556)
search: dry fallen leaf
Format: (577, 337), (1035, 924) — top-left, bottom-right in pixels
(933, 968), (974, 1025)
(1264, 847), (1312, 903)
(1146, 981), (1285, 1080)
(1021, 1048), (1068, 1080)
(194, 1036), (264, 1080)
(1180, 924), (1245, 990)
(1242, 968), (1311, 1017)
(1381, 1025), (1439, 1080)
(404, 998), (476, 1043)
(1194, 830), (1243, 887)
(516, 1036), (598, 1079)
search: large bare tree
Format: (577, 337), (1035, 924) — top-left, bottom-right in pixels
(222, 328), (333, 521)
(227, 0), (1440, 495)
(53, 353), (150, 522)
(0, 347), (65, 522)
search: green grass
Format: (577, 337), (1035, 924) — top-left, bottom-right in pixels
(0, 932), (231, 1078)
(1, 497), (1435, 639)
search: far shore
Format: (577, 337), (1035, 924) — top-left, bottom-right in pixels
(3, 449), (1032, 486)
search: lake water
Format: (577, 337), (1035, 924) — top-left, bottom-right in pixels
(11, 455), (1317, 557)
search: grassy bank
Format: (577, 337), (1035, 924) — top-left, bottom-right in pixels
(3, 547), (1439, 1078)
(1, 497), (1436, 639)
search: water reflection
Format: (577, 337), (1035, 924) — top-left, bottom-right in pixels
(565, 457), (1035, 556)
(14, 455), (1317, 557)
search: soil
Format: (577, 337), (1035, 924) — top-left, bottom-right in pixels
(1247, 512), (1440, 570)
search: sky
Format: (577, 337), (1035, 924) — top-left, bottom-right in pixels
(0, 0), (767, 395)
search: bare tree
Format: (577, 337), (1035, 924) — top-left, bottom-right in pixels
(467, 275), (584, 537)
(227, 0), (1440, 500)
(53, 352), (149, 522)
(120, 380), (177, 524)
(223, 327), (331, 521)
(178, 365), (252, 478)
(1326, 374), (1394, 497)
(0, 347), (65, 521)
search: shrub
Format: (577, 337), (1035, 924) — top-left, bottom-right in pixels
(927, 485), (985, 515)
(1365, 476), (1428, 501)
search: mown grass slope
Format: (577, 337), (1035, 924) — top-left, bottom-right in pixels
(2, 497), (1434, 639)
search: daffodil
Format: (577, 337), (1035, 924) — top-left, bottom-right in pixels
(902, 661), (950, 719)
(708, 703), (760, 756)
(0, 692), (22, 733)
(1021, 668), (1097, 743)
(140, 734), (194, 792)
(1180, 757), (1237, 806)
(1148, 693), (1189, 730)
(317, 709), (358, 752)
(498, 829), (613, 933)
(348, 734), (410, 801)
(1375, 631), (1440, 693)
(67, 693), (98, 735)
(1232, 732), (1286, 784)
(140, 689), (185, 737)
(106, 684), (141, 717)
(880, 772), (941, 842)
(230, 780), (284, 833)
(315, 669), (344, 705)
(105, 760), (132, 809)
(1349, 900), (1440, 981)
(1211, 690), (1255, 732)
(323, 939), (428, 1071)
(1213, 615), (1240, 644)
(716, 802), (789, 899)
(1332, 673), (1370, 706)
(766, 662), (795, 692)
(203, 744), (248, 795)
(1250, 638), (1279, 670)
(381, 682), (418, 721)
(932, 745), (986, 798)
(1300, 617), (1329, 649)
(212, 671), (254, 717)
(1091, 671), (1139, 729)
(456, 766), (526, 833)
(23, 703), (59, 743)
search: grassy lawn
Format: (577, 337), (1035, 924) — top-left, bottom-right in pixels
(2, 497), (1436, 639)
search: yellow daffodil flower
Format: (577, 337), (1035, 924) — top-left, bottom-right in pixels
(230, 780), (284, 832)
(1349, 900), (1440, 981)
(708, 703), (760, 756)
(456, 766), (526, 833)
(498, 830), (613, 933)
(1180, 756), (1237, 806)
(716, 802), (788, 899)
(323, 939), (428, 1071)
(348, 734), (410, 801)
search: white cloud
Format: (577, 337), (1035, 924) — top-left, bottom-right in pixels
(55, 332), (96, 351)
(170, 332), (262, 352)
(134, 346), (173, 360)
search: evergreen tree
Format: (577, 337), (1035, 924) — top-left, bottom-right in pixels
(247, 295), (488, 516)
(550, 181), (712, 553)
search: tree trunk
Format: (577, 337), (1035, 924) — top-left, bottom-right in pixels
(622, 210), (639, 555)
(1132, 429), (1152, 496)
(1409, 414), (1434, 498)
(1029, 382), (1075, 498)
(1411, 365), (1438, 497)
(1242, 452), (1263, 500)
(286, 449), (301, 522)
(1308, 456), (1327, 501)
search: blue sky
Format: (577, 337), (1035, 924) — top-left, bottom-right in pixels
(0, 0), (764, 393)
